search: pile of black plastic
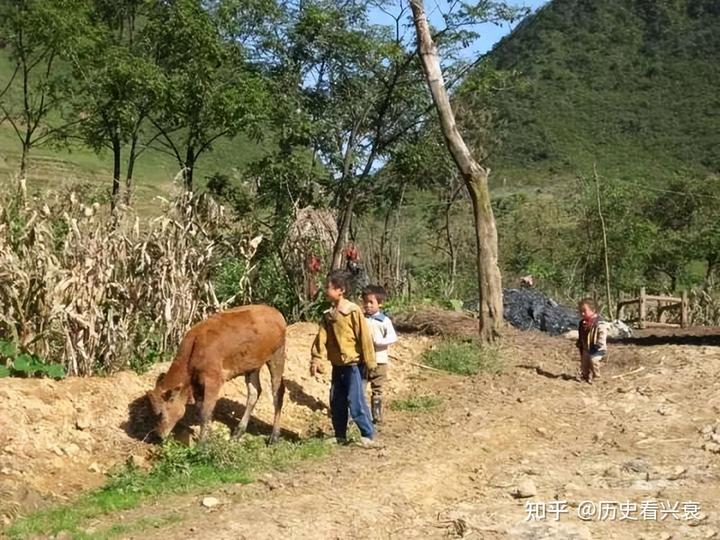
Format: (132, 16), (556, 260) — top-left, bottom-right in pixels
(501, 288), (580, 336)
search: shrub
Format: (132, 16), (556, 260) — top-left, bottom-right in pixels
(422, 339), (503, 375)
(0, 340), (65, 379)
(390, 395), (442, 412)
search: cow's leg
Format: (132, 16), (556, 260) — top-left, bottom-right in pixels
(267, 345), (286, 445)
(232, 369), (261, 439)
(198, 376), (222, 441)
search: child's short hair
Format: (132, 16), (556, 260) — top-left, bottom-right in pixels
(327, 270), (352, 295)
(578, 297), (598, 312)
(362, 285), (387, 304)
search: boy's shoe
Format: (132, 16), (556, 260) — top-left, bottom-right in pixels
(354, 437), (383, 449)
(325, 437), (348, 446)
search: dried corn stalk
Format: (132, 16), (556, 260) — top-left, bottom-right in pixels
(0, 186), (260, 375)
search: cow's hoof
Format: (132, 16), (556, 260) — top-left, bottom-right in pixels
(267, 435), (280, 446)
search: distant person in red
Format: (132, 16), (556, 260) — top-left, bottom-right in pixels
(306, 253), (322, 299)
(344, 242), (359, 263)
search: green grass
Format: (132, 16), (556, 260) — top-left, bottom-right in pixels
(422, 339), (504, 376)
(390, 394), (443, 412)
(5, 433), (329, 539)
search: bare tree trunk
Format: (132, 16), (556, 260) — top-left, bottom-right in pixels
(409, 0), (503, 342)
(593, 165), (613, 318)
(183, 146), (196, 191)
(124, 134), (139, 206)
(111, 137), (122, 212)
(331, 191), (356, 270)
(18, 141), (29, 204)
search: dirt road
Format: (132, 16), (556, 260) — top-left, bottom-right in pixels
(2, 322), (720, 539)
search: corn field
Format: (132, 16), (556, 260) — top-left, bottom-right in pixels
(0, 187), (261, 375)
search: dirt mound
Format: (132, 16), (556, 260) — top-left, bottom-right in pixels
(0, 322), (433, 521)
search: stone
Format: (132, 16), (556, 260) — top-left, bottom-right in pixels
(127, 453), (149, 469)
(603, 465), (622, 478)
(623, 458), (649, 473)
(201, 497), (220, 508)
(62, 444), (80, 457)
(703, 442), (720, 454)
(75, 414), (92, 431)
(87, 463), (101, 474)
(513, 479), (537, 498)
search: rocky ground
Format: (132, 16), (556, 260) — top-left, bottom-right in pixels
(1, 318), (719, 539)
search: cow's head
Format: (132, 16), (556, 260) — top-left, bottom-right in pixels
(146, 373), (189, 439)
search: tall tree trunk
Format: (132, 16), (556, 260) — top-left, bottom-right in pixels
(111, 136), (122, 212)
(331, 191), (356, 270)
(124, 134), (139, 205)
(183, 146), (195, 191)
(18, 139), (29, 204)
(410, 0), (503, 342)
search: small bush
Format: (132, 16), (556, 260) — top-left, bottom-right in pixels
(422, 339), (503, 375)
(0, 340), (66, 379)
(390, 395), (442, 412)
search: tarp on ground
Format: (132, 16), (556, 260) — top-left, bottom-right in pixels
(502, 288), (580, 336)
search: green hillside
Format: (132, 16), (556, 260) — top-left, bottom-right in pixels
(482, 0), (720, 187)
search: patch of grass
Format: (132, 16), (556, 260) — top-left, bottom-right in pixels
(6, 433), (329, 539)
(390, 395), (443, 412)
(422, 339), (503, 376)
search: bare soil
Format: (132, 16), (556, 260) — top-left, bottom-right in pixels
(2, 318), (720, 540)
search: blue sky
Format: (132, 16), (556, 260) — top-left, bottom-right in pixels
(369, 0), (549, 58)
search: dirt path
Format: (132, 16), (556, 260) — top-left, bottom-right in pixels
(2, 322), (720, 539)
(126, 327), (720, 540)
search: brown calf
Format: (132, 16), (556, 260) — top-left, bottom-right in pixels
(146, 304), (286, 444)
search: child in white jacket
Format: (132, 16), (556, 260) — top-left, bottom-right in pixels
(361, 285), (398, 424)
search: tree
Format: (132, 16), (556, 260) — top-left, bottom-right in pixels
(409, 0), (519, 342)
(71, 0), (164, 208)
(145, 0), (269, 191)
(258, 0), (430, 271)
(0, 0), (90, 192)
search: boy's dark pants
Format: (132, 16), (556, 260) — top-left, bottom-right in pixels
(368, 364), (387, 423)
(330, 364), (375, 440)
(369, 364), (388, 397)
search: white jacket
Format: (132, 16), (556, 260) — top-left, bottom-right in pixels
(364, 312), (397, 364)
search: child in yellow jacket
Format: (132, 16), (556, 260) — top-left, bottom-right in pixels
(310, 271), (377, 446)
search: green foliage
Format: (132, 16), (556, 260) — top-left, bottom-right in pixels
(144, 0), (270, 188)
(6, 433), (329, 539)
(481, 0), (720, 187)
(129, 346), (164, 376)
(422, 339), (503, 375)
(0, 340), (66, 379)
(390, 395), (442, 412)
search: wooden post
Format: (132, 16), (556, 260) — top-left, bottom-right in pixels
(681, 290), (689, 328)
(639, 287), (647, 329)
(616, 291), (625, 321)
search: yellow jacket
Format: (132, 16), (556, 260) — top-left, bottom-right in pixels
(311, 300), (377, 370)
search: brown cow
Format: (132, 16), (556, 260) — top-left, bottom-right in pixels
(146, 304), (286, 444)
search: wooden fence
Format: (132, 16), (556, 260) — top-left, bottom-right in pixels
(616, 287), (689, 329)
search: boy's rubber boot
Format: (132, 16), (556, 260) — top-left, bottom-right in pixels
(372, 396), (383, 424)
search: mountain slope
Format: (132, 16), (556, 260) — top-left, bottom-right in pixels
(481, 0), (720, 186)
